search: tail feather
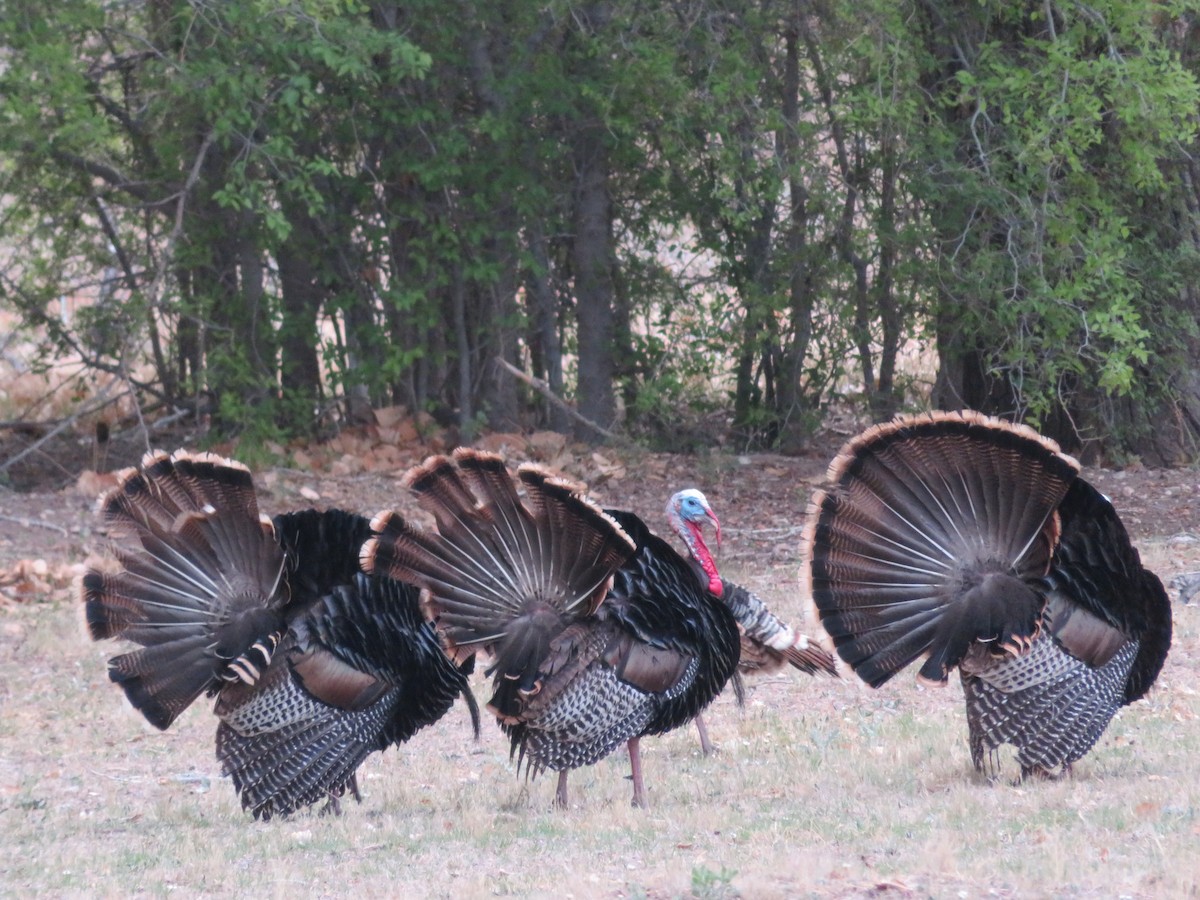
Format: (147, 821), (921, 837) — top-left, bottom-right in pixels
(805, 411), (1079, 687)
(720, 582), (837, 676)
(106, 638), (217, 729)
(404, 453), (486, 533)
(100, 452), (280, 596)
(455, 451), (539, 573)
(782, 642), (839, 676)
(83, 566), (220, 644)
(401, 453), (540, 602)
(113, 535), (223, 603)
(399, 453), (532, 602)
(84, 451), (288, 729)
(827, 415), (1074, 577)
(363, 449), (635, 660)
(366, 511), (520, 643)
(101, 451), (256, 533)
(518, 465), (632, 602)
(98, 452), (184, 535)
(168, 452), (261, 520)
(172, 507), (285, 603)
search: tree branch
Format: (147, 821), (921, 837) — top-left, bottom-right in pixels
(0, 383), (128, 476)
(494, 357), (629, 445)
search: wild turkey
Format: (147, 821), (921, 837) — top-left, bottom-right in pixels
(363, 449), (742, 808)
(803, 411), (1172, 779)
(83, 450), (479, 820)
(665, 489), (837, 754)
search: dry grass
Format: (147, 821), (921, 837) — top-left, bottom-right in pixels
(2, 548), (1196, 900)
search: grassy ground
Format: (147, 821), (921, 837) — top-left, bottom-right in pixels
(2, 534), (1196, 899)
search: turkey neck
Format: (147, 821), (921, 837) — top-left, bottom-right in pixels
(666, 509), (722, 596)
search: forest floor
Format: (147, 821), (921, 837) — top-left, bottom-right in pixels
(0, 416), (1197, 597)
(1, 419), (1199, 898)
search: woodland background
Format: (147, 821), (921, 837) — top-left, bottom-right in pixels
(3, 0), (1200, 464)
(3, 5), (1200, 896)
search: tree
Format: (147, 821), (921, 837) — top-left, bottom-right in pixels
(915, 0), (1199, 457)
(0, 0), (432, 438)
(2, 0), (1198, 461)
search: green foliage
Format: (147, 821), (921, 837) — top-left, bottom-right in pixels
(917, 0), (1199, 439)
(690, 864), (739, 900)
(1, 0), (1198, 456)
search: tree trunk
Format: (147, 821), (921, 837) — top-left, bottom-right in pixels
(571, 129), (617, 439)
(526, 220), (569, 432)
(872, 133), (901, 420)
(481, 261), (522, 432)
(730, 205), (778, 446)
(193, 179), (271, 429)
(450, 261), (473, 431)
(775, 11), (816, 450)
(275, 210), (325, 431)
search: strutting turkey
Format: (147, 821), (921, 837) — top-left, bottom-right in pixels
(665, 489), (837, 754)
(803, 411), (1172, 779)
(362, 449), (742, 808)
(83, 451), (480, 820)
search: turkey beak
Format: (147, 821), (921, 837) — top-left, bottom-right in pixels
(705, 507), (722, 552)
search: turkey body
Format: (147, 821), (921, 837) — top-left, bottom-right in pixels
(364, 449), (741, 807)
(804, 411), (1171, 779)
(84, 451), (478, 820)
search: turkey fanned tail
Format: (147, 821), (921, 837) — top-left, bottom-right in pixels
(362, 448), (636, 681)
(83, 451), (288, 729)
(805, 410), (1079, 688)
(804, 410), (1171, 777)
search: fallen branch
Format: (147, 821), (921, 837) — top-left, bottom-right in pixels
(494, 357), (630, 446)
(145, 404), (196, 433)
(0, 515), (68, 535)
(0, 419), (61, 431)
(0, 383), (129, 475)
(723, 525), (806, 542)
